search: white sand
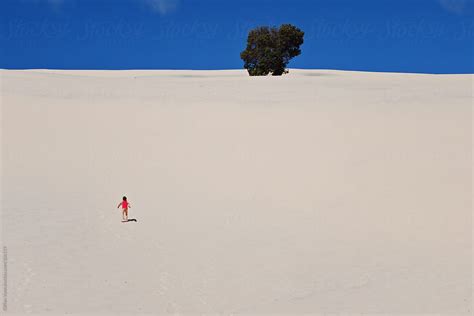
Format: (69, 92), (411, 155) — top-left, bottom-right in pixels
(1, 69), (472, 314)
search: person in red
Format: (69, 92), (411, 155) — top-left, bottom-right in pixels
(117, 196), (131, 222)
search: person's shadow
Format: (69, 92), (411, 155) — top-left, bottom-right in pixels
(122, 219), (138, 222)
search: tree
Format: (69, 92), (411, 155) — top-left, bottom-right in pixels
(240, 24), (304, 76)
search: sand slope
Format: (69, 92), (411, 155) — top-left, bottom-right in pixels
(1, 69), (472, 314)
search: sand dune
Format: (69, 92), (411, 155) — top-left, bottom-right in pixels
(1, 69), (472, 314)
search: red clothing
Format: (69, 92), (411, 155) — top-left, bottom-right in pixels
(121, 201), (129, 209)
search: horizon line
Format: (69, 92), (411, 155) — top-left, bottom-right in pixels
(1, 67), (472, 75)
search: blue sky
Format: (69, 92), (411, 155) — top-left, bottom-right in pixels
(1, 0), (473, 73)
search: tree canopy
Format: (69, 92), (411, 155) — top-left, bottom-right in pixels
(240, 24), (304, 76)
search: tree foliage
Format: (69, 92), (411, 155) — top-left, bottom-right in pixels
(240, 24), (304, 76)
